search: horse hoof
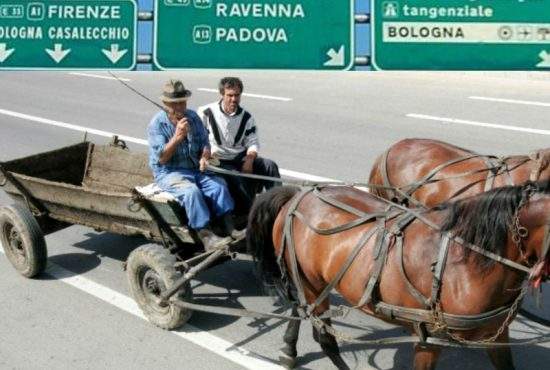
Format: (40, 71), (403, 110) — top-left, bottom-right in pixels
(279, 353), (297, 369)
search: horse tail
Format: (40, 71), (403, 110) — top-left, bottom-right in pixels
(246, 185), (299, 288)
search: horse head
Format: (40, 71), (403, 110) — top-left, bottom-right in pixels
(516, 181), (550, 287)
(440, 180), (550, 278)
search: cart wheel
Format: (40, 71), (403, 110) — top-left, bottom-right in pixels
(0, 204), (47, 278)
(127, 245), (193, 329)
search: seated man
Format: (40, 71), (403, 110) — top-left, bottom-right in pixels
(198, 77), (280, 212)
(148, 79), (243, 251)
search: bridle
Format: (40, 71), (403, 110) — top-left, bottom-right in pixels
(511, 183), (550, 285)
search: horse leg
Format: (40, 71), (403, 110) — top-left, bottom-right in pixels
(486, 328), (515, 370)
(413, 343), (441, 370)
(304, 285), (349, 370)
(312, 317), (350, 370)
(279, 304), (301, 369)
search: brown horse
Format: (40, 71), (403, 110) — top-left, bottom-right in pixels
(368, 138), (550, 207)
(247, 181), (550, 369)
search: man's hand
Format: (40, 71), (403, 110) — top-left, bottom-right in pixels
(242, 153), (256, 173)
(174, 117), (189, 143)
(199, 148), (211, 172)
(199, 157), (208, 172)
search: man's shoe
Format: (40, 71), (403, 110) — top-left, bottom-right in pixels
(229, 228), (246, 240)
(221, 213), (247, 240)
(197, 228), (232, 251)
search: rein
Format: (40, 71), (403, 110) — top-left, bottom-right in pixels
(206, 165), (432, 208)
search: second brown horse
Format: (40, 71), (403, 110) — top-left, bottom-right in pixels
(368, 138), (550, 207)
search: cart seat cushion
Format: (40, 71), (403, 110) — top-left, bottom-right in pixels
(135, 183), (176, 203)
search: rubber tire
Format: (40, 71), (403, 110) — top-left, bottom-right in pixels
(0, 204), (47, 278)
(127, 245), (193, 329)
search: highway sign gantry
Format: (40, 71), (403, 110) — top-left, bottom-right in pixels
(0, 0), (137, 70)
(371, 0), (550, 70)
(154, 0), (354, 70)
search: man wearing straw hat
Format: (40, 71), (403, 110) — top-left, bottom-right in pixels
(147, 79), (243, 251)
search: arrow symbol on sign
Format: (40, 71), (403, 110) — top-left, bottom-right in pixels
(0, 43), (15, 63)
(323, 45), (345, 67)
(536, 50), (550, 68)
(102, 44), (128, 64)
(46, 44), (71, 63)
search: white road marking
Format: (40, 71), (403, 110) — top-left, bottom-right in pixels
(197, 88), (292, 102)
(0, 107), (333, 181)
(469, 96), (550, 108)
(69, 72), (131, 82)
(280, 168), (339, 183)
(0, 245), (282, 370)
(407, 113), (550, 136)
(0, 108), (148, 145)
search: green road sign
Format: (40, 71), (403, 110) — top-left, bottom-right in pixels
(154, 0), (354, 70)
(0, 0), (136, 70)
(371, 0), (550, 70)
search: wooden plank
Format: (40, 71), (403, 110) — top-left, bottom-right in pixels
(83, 145), (153, 190)
(4, 142), (89, 185)
(88, 146), (150, 176)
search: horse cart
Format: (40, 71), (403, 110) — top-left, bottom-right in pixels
(0, 138), (244, 329)
(2, 138), (550, 369)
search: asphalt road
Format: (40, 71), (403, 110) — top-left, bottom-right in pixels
(0, 71), (549, 370)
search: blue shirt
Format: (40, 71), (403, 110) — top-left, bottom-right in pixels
(147, 109), (210, 177)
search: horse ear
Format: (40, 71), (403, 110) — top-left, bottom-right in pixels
(530, 149), (550, 165)
(541, 150), (550, 168)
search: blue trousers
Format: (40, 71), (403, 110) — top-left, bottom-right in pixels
(155, 169), (234, 229)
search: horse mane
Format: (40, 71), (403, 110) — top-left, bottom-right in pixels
(438, 180), (550, 268)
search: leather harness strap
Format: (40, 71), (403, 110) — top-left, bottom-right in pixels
(374, 301), (513, 331)
(306, 222), (382, 316)
(355, 218), (388, 308)
(483, 156), (516, 191)
(313, 187), (370, 217)
(355, 213), (418, 309)
(430, 234), (451, 306)
(279, 188), (312, 311)
(382, 154), (535, 206)
(400, 154), (482, 200)
(482, 156), (501, 191)
(293, 209), (387, 235)
(381, 147), (393, 192)
(396, 234), (431, 308)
